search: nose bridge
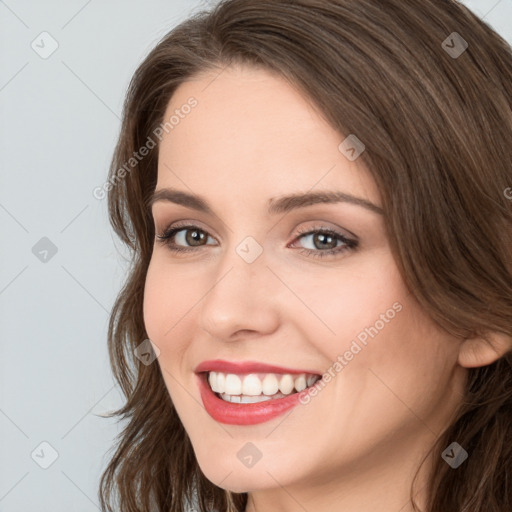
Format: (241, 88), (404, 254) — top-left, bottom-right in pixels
(198, 237), (279, 340)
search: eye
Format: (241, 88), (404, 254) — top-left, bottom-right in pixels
(155, 222), (358, 259)
(156, 223), (217, 253)
(289, 225), (358, 259)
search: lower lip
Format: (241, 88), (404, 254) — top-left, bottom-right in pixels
(197, 373), (304, 425)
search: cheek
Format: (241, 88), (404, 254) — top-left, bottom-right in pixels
(296, 253), (450, 426)
(321, 291), (457, 443)
(142, 260), (166, 342)
(143, 256), (193, 341)
(142, 258), (195, 408)
(319, 274), (447, 394)
(286, 251), (406, 360)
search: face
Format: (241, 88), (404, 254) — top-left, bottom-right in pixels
(143, 65), (467, 497)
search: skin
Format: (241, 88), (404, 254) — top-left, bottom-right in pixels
(142, 64), (506, 512)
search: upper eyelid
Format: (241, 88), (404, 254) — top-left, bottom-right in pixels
(161, 221), (219, 241)
(159, 223), (356, 245)
(157, 225), (357, 262)
(153, 208), (360, 239)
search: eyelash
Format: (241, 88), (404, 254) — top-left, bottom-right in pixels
(155, 222), (358, 259)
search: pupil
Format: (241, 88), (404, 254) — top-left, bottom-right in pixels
(187, 230), (205, 246)
(315, 233), (335, 249)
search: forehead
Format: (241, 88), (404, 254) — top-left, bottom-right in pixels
(157, 65), (379, 209)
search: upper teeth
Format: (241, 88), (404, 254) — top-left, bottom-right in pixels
(208, 372), (320, 396)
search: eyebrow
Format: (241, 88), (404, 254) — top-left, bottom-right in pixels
(148, 188), (383, 215)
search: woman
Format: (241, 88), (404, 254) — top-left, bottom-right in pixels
(98, 1), (512, 511)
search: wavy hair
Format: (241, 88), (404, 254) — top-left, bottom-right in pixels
(98, 1), (512, 511)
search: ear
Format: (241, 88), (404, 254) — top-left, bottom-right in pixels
(458, 331), (512, 368)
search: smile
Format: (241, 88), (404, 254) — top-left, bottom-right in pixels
(195, 360), (322, 425)
(208, 371), (321, 403)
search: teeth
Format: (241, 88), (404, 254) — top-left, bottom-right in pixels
(307, 374), (319, 387)
(279, 374), (294, 395)
(224, 374), (242, 395)
(207, 371), (321, 399)
(217, 372), (225, 392)
(208, 372), (218, 392)
(220, 392), (279, 404)
(262, 374), (279, 395)
(242, 374), (262, 396)
(295, 375), (307, 392)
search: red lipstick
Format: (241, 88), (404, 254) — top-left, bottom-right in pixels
(195, 359), (318, 375)
(195, 359), (320, 425)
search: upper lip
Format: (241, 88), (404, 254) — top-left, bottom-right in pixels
(195, 359), (321, 375)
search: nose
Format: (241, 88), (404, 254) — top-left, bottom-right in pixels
(198, 245), (281, 342)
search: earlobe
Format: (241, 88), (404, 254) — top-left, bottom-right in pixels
(458, 331), (512, 368)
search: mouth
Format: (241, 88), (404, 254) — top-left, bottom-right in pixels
(207, 371), (321, 403)
(195, 361), (323, 425)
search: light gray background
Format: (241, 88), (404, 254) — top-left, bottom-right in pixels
(0, 1), (510, 510)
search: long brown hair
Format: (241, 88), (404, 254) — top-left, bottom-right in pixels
(98, 1), (512, 510)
